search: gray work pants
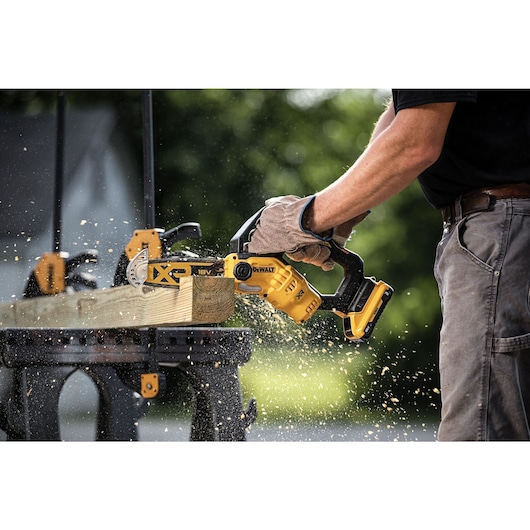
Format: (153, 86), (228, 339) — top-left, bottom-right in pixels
(434, 198), (530, 440)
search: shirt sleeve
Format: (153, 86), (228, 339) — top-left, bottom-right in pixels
(392, 90), (478, 112)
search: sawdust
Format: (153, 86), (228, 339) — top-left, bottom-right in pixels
(225, 293), (440, 433)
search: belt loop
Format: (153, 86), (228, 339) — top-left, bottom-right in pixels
(454, 196), (463, 222)
(442, 197), (462, 229)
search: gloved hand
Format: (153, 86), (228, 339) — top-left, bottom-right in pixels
(246, 195), (335, 269)
(246, 195), (370, 271)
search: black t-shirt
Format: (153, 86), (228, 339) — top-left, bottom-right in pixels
(392, 89), (530, 209)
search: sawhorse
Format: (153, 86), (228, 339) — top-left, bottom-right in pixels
(0, 327), (255, 441)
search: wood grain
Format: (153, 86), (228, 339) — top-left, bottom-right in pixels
(0, 277), (235, 329)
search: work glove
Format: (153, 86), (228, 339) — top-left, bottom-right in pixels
(246, 195), (334, 269)
(246, 195), (369, 271)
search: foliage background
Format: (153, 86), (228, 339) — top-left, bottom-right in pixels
(0, 89), (444, 428)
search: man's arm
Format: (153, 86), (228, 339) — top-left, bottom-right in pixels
(246, 97), (457, 268)
(304, 100), (456, 234)
(329, 98), (397, 240)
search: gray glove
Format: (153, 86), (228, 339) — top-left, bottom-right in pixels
(247, 195), (370, 271)
(246, 195), (335, 269)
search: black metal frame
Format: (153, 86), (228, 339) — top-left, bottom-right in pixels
(0, 326), (255, 441)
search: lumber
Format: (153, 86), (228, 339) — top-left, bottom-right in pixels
(0, 276), (235, 329)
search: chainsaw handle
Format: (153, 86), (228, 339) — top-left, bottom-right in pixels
(318, 240), (365, 313)
(229, 207), (265, 254)
(65, 250), (98, 273)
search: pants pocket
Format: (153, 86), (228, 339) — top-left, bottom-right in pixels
(456, 213), (504, 273)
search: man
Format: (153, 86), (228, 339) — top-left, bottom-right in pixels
(248, 90), (530, 441)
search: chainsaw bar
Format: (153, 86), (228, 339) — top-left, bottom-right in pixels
(126, 248), (224, 288)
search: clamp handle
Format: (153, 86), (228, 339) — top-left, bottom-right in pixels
(160, 222), (202, 252)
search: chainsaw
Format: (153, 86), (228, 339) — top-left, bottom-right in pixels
(124, 208), (393, 342)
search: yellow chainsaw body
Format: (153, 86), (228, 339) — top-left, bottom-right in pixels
(224, 253), (321, 324)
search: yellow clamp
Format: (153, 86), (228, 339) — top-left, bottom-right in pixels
(125, 229), (163, 261)
(34, 252), (67, 295)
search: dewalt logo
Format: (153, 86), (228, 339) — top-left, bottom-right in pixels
(252, 266), (275, 273)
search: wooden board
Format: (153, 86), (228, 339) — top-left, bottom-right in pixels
(0, 277), (235, 329)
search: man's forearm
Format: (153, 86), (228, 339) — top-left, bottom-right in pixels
(304, 102), (456, 234)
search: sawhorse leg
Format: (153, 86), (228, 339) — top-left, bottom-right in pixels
(3, 365), (145, 441)
(184, 363), (257, 441)
(87, 366), (146, 441)
(7, 366), (77, 440)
